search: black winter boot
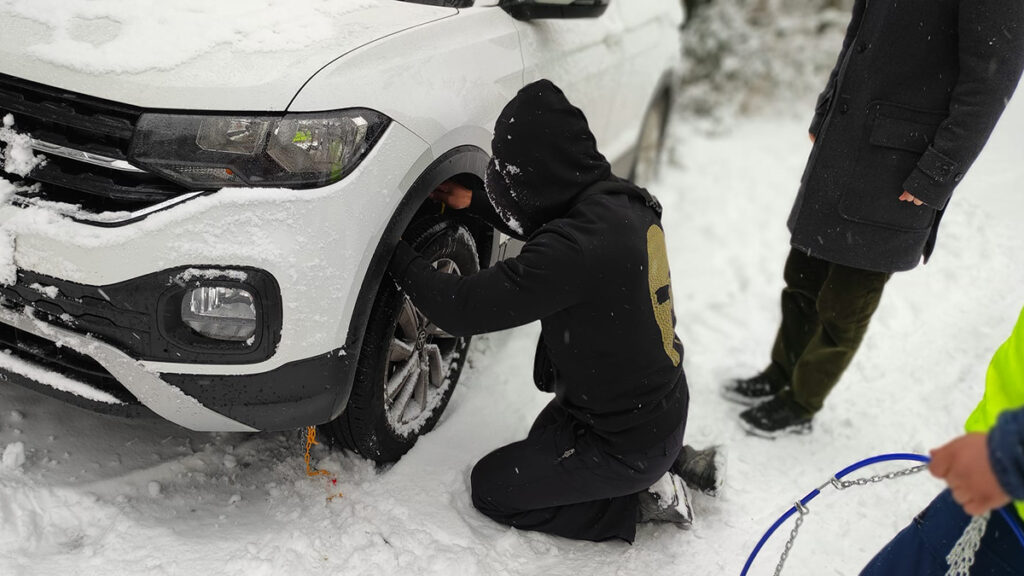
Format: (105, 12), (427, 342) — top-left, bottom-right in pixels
(672, 445), (726, 497)
(738, 391), (813, 438)
(721, 371), (786, 406)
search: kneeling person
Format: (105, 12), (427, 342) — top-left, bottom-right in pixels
(387, 80), (720, 542)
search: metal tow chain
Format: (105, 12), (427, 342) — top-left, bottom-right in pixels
(772, 464), (929, 575)
(831, 464), (929, 491)
(946, 513), (990, 576)
(774, 503), (808, 576)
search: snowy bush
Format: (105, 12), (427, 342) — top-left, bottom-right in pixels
(678, 0), (854, 129)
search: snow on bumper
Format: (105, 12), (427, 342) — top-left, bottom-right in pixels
(0, 123), (428, 376)
(0, 122), (432, 431)
(0, 305), (256, 432)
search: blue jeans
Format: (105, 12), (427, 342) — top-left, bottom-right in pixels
(860, 490), (1024, 575)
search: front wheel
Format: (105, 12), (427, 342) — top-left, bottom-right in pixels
(327, 221), (479, 463)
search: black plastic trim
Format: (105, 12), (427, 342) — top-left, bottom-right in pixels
(26, 156), (185, 205)
(501, 0), (610, 20)
(40, 191), (218, 229)
(163, 348), (351, 431)
(0, 304), (342, 429)
(156, 270), (282, 360)
(396, 0), (473, 7)
(0, 366), (154, 418)
(0, 73), (140, 148)
(0, 266), (282, 365)
(0, 319), (151, 417)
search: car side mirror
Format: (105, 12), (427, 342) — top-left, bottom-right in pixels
(500, 0), (610, 21)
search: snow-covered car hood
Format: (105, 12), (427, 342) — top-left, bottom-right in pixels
(0, 0), (456, 111)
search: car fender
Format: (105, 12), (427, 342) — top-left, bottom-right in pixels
(287, 6), (522, 153)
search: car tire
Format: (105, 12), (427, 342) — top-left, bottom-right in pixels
(327, 219), (479, 463)
(631, 93), (671, 188)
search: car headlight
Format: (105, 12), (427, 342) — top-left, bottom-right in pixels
(129, 110), (389, 189)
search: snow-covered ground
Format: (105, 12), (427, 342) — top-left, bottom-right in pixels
(2, 92), (1023, 575)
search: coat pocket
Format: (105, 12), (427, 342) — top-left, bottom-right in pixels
(868, 102), (947, 153)
(838, 102), (946, 232)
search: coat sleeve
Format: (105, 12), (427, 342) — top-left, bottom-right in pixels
(988, 406), (1024, 501)
(809, 0), (867, 137)
(902, 0), (1024, 210)
(387, 227), (587, 337)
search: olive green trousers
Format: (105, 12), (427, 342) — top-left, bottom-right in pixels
(766, 248), (892, 414)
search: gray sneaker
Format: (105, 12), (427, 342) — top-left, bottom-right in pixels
(672, 444), (726, 498)
(637, 472), (693, 529)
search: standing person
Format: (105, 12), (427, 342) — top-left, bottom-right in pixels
(722, 0), (1024, 437)
(387, 79), (722, 543)
(861, 306), (1024, 574)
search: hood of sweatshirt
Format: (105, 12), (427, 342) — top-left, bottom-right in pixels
(484, 79), (612, 239)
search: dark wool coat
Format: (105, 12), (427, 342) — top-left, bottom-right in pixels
(789, 0), (1024, 273)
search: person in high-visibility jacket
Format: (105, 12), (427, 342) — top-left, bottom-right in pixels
(861, 307), (1024, 574)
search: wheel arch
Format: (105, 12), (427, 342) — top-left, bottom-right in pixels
(622, 72), (676, 182)
(327, 145), (494, 420)
(654, 70), (676, 131)
(614, 71), (679, 179)
(645, 71), (677, 152)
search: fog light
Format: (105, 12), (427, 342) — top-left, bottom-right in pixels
(181, 286), (257, 342)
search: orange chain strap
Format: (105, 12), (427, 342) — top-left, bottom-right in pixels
(304, 426), (343, 501)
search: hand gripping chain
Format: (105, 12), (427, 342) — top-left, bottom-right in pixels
(740, 453), (1024, 576)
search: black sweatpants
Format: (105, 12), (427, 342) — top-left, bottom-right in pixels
(470, 400), (686, 543)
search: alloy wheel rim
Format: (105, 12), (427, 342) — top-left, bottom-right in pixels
(384, 258), (462, 433)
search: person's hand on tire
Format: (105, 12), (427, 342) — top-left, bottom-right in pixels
(431, 180), (473, 210)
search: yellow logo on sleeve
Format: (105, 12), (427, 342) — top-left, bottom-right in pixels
(647, 224), (680, 367)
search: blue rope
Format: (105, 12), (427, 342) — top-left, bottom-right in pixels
(740, 452), (1024, 575)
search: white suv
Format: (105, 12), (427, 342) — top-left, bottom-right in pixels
(0, 0), (683, 462)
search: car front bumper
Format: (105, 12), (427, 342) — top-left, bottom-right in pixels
(0, 122), (432, 431)
(0, 305), (257, 430)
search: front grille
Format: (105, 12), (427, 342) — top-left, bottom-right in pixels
(0, 73), (192, 217)
(0, 270), (154, 363)
(0, 316), (138, 405)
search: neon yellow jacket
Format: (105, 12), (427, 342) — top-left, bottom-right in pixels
(965, 306), (1024, 520)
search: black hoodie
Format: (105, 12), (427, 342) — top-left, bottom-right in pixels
(388, 80), (687, 451)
